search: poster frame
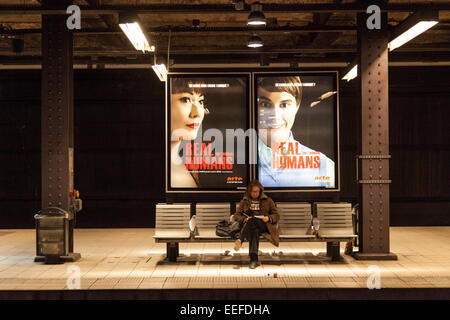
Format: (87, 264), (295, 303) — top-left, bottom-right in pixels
(165, 72), (253, 193)
(253, 70), (341, 192)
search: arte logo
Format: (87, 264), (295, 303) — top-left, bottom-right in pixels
(315, 176), (330, 180)
(227, 176), (243, 183)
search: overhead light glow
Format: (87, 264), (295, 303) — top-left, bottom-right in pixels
(248, 34), (263, 48)
(389, 20), (438, 51)
(248, 11), (266, 26)
(119, 13), (154, 53)
(247, 2), (266, 26)
(152, 64), (168, 82)
(319, 91), (337, 100)
(119, 22), (154, 52)
(342, 64), (358, 82)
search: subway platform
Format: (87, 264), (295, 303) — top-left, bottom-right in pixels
(0, 227), (449, 299)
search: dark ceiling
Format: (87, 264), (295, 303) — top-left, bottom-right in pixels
(1, 0), (450, 67)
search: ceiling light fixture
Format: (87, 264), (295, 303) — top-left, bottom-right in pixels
(388, 10), (439, 52)
(342, 64), (358, 82)
(119, 12), (154, 53)
(152, 63), (168, 82)
(247, 2), (266, 26)
(247, 33), (263, 48)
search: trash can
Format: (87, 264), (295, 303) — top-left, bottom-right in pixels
(34, 207), (70, 264)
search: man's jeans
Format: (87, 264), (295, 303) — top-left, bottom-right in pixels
(240, 217), (269, 262)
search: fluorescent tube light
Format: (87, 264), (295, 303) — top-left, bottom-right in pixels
(388, 10), (438, 52)
(389, 21), (438, 51)
(342, 64), (358, 82)
(119, 13), (154, 53)
(152, 64), (168, 82)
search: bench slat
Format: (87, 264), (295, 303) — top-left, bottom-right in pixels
(277, 202), (312, 238)
(195, 203), (231, 239)
(155, 203), (191, 240)
(315, 202), (355, 239)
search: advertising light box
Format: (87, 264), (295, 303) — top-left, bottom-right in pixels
(166, 73), (251, 192)
(166, 71), (339, 192)
(255, 72), (339, 190)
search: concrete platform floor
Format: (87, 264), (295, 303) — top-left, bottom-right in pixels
(0, 227), (449, 290)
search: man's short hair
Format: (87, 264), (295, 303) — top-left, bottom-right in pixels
(257, 76), (302, 107)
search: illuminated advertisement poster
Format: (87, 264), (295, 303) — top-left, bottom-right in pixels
(167, 74), (249, 191)
(255, 73), (338, 189)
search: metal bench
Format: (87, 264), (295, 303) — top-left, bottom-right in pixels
(277, 203), (315, 240)
(315, 202), (357, 261)
(153, 203), (191, 261)
(195, 203), (231, 239)
(154, 202), (357, 262)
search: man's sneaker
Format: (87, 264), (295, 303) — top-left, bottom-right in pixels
(234, 239), (241, 251)
(249, 261), (259, 269)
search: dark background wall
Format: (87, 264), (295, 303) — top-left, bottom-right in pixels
(0, 67), (448, 228)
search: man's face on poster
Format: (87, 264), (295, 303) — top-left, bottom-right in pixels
(257, 87), (299, 148)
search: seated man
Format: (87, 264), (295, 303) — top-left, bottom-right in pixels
(233, 180), (280, 269)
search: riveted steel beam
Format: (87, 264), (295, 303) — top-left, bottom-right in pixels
(41, 1), (74, 215)
(353, 3), (397, 260)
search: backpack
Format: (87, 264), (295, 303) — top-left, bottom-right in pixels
(215, 220), (241, 238)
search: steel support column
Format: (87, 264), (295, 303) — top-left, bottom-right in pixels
(38, 0), (80, 262)
(353, 4), (397, 260)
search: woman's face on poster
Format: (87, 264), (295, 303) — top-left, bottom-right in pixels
(257, 87), (299, 147)
(171, 91), (206, 141)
